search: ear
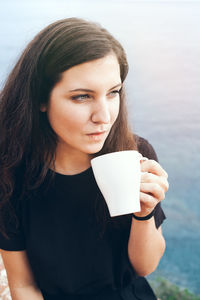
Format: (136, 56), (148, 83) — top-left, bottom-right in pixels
(40, 104), (47, 112)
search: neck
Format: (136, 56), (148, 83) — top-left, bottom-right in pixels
(52, 144), (92, 175)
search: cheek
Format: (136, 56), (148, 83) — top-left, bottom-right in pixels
(47, 103), (88, 132)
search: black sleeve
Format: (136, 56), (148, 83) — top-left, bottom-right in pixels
(0, 194), (26, 251)
(135, 135), (166, 228)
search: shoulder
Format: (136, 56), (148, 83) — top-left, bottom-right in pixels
(134, 135), (158, 162)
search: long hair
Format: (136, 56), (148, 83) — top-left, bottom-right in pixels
(0, 18), (137, 238)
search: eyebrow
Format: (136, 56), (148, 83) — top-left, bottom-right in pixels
(69, 83), (122, 93)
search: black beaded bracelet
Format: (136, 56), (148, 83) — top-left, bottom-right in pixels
(132, 208), (155, 221)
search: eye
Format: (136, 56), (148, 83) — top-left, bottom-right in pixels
(71, 94), (91, 101)
(108, 89), (121, 97)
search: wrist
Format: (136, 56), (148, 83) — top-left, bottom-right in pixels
(132, 208), (155, 221)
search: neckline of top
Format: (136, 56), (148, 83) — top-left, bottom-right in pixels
(49, 166), (93, 178)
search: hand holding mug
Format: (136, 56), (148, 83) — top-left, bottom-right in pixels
(135, 158), (169, 218)
(91, 151), (169, 218)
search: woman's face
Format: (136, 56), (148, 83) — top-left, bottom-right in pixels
(41, 54), (121, 159)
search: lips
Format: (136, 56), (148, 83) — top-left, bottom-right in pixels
(87, 128), (109, 135)
(87, 131), (105, 136)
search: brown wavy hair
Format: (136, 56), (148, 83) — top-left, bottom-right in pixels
(0, 17), (137, 239)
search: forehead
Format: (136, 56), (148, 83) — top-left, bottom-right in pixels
(58, 54), (121, 89)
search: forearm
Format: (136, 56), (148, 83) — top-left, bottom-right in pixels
(9, 285), (44, 300)
(128, 216), (165, 276)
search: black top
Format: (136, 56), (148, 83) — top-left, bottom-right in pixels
(0, 136), (166, 300)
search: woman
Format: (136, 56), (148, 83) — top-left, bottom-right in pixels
(0, 18), (169, 300)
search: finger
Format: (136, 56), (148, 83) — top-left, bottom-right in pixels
(140, 183), (165, 202)
(139, 192), (158, 210)
(141, 159), (168, 178)
(141, 172), (169, 192)
(139, 155), (148, 162)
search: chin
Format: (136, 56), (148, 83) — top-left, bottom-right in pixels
(84, 143), (105, 155)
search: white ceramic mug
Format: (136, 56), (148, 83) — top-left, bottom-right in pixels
(91, 150), (146, 217)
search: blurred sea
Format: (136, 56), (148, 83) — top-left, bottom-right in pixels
(0, 0), (200, 295)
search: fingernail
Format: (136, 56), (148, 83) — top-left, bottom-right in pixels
(140, 156), (148, 161)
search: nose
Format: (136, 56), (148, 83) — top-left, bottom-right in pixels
(91, 98), (110, 124)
